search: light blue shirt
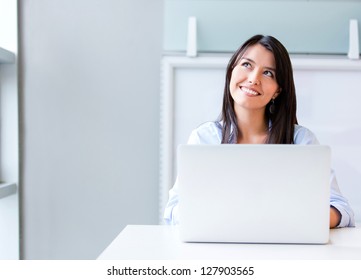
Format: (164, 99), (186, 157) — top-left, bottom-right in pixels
(164, 121), (355, 228)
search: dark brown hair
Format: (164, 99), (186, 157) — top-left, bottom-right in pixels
(219, 35), (298, 144)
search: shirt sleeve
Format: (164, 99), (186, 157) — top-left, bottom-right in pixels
(163, 127), (205, 225)
(329, 170), (355, 227)
(163, 178), (180, 225)
(163, 122), (222, 225)
(294, 125), (355, 227)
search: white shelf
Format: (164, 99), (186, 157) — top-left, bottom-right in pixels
(0, 47), (15, 64)
(291, 55), (361, 71)
(161, 54), (361, 71)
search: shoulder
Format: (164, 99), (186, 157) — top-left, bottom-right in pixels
(187, 121), (222, 144)
(293, 125), (320, 144)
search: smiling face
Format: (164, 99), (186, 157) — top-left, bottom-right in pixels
(229, 43), (280, 114)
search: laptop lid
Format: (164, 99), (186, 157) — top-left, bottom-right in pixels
(178, 144), (331, 244)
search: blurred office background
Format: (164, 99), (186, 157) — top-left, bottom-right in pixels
(0, 0), (360, 260)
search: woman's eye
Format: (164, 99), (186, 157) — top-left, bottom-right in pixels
(264, 70), (274, 77)
(241, 62), (251, 68)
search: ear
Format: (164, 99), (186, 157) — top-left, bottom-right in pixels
(273, 88), (282, 99)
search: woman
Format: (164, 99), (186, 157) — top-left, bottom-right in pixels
(164, 35), (355, 228)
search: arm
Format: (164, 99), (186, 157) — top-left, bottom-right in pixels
(294, 126), (355, 228)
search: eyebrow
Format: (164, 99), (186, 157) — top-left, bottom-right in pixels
(241, 57), (276, 72)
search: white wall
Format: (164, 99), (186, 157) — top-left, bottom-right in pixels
(0, 0), (19, 260)
(19, 0), (163, 259)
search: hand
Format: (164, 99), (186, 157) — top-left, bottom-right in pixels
(330, 206), (341, 228)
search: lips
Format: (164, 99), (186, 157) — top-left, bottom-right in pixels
(240, 86), (260, 96)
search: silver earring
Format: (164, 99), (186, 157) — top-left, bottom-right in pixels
(269, 99), (276, 114)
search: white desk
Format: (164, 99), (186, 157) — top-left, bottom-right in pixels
(98, 225), (361, 260)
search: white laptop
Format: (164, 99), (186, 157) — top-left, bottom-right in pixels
(177, 144), (331, 244)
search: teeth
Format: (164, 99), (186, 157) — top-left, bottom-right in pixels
(242, 87), (259, 96)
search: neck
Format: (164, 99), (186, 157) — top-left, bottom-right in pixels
(235, 108), (268, 144)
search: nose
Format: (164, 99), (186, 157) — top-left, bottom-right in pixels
(248, 71), (260, 85)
